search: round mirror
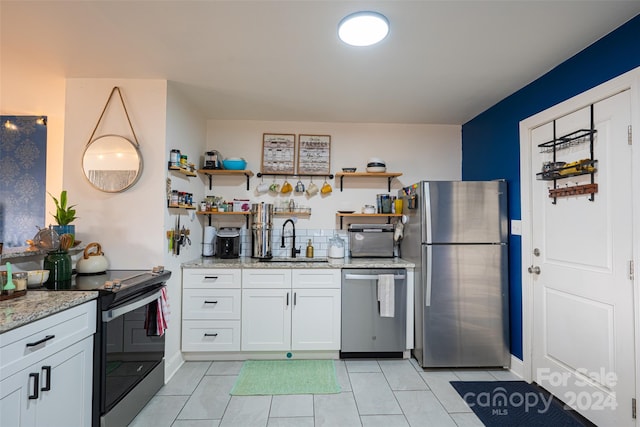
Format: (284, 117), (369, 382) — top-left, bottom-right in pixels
(82, 134), (143, 193)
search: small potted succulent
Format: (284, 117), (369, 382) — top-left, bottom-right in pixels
(49, 190), (77, 241)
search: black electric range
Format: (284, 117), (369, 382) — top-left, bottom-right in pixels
(46, 268), (172, 427)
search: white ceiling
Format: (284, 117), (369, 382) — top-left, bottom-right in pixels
(2, 1), (640, 125)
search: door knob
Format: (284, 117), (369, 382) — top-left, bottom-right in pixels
(528, 265), (541, 275)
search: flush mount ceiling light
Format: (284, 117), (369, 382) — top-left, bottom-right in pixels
(338, 11), (389, 47)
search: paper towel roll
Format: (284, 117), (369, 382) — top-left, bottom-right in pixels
(203, 226), (216, 256)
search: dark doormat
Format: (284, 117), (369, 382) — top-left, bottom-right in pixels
(450, 381), (595, 426)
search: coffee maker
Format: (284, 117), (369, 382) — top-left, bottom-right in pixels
(216, 227), (241, 258)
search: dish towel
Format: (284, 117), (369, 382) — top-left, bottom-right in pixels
(377, 274), (395, 318)
(145, 287), (170, 336)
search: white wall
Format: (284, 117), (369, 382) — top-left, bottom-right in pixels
(163, 81), (208, 377)
(0, 60), (66, 221)
(206, 120), (461, 230)
(63, 79), (168, 268)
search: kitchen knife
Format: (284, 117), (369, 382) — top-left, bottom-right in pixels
(176, 215), (181, 256)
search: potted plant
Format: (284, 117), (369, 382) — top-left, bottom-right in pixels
(49, 190), (77, 241)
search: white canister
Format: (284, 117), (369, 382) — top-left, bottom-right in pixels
(328, 236), (345, 258)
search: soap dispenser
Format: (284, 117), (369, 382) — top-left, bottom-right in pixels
(306, 239), (314, 258)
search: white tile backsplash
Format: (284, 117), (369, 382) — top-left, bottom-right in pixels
(239, 228), (348, 258)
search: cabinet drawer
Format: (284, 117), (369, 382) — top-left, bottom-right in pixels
(182, 289), (241, 320)
(0, 301), (96, 381)
(183, 268), (241, 289)
(182, 320), (240, 352)
(293, 269), (341, 289)
(242, 269), (291, 289)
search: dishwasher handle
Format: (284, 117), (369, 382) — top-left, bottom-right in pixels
(344, 273), (405, 281)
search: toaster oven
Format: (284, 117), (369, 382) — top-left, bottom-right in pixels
(348, 224), (395, 258)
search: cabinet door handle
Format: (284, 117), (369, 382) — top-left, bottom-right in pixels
(286, 292), (290, 306)
(204, 276), (219, 280)
(294, 292), (297, 306)
(41, 366), (51, 391)
(26, 334), (55, 348)
(28, 373), (39, 399)
(204, 300), (218, 304)
(204, 333), (218, 337)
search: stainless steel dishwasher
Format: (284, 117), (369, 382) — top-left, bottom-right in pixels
(341, 268), (407, 357)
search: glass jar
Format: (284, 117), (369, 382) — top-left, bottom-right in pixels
(13, 272), (27, 291)
(328, 235), (345, 258)
(44, 250), (72, 290)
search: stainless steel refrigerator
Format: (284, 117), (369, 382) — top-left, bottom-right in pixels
(399, 181), (510, 368)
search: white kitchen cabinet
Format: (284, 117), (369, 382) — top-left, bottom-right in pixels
(291, 288), (341, 350)
(241, 288), (292, 350)
(241, 269), (341, 351)
(0, 301), (96, 427)
(182, 268), (242, 351)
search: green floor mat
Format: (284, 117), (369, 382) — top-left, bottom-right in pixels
(230, 359), (341, 395)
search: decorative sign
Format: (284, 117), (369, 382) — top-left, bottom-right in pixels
(261, 133), (296, 174)
(297, 134), (331, 175)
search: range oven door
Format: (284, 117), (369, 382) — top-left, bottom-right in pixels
(97, 286), (166, 426)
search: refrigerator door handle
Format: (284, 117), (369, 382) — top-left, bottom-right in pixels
(424, 182), (433, 244)
(425, 245), (432, 307)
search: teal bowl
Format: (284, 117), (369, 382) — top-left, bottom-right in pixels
(223, 158), (247, 170)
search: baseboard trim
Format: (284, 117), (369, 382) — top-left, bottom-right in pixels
(164, 350), (184, 383)
(510, 355), (524, 379)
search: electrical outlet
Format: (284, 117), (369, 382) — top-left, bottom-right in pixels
(511, 219), (522, 236)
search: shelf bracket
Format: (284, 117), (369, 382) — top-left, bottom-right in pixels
(207, 174), (213, 191)
(244, 173), (251, 190)
(387, 176), (393, 192)
(339, 175), (345, 192)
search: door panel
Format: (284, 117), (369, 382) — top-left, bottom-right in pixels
(531, 90), (633, 426)
(241, 289), (290, 351)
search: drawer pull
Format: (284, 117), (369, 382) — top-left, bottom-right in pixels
(204, 333), (218, 337)
(28, 373), (39, 399)
(204, 300), (218, 304)
(26, 334), (55, 348)
(204, 276), (219, 280)
(41, 366), (51, 391)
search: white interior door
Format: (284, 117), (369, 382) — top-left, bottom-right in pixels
(530, 90), (634, 426)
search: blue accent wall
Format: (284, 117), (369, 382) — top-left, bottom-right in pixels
(461, 15), (640, 360)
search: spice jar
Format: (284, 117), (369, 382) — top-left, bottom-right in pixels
(13, 272), (27, 291)
(170, 149), (181, 167)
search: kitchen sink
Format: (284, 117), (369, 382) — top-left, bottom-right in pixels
(258, 257), (328, 263)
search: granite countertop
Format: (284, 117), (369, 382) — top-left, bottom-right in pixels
(182, 257), (415, 269)
(1, 244), (86, 261)
(0, 291), (98, 334)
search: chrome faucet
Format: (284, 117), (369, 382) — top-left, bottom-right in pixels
(281, 218), (300, 258)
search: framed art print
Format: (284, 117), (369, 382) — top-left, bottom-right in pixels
(262, 133), (295, 174)
(297, 134), (331, 175)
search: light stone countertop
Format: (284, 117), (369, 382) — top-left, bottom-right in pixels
(182, 256), (415, 269)
(0, 291), (98, 334)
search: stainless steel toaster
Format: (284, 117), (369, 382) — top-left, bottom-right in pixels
(348, 224), (395, 258)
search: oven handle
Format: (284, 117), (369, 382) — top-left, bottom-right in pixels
(102, 288), (163, 323)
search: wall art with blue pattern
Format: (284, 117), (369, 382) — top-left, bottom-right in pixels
(0, 116), (47, 248)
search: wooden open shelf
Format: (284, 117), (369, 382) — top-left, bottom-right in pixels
(197, 169), (254, 190)
(334, 172), (402, 191)
(168, 165), (197, 177)
(335, 212), (402, 229)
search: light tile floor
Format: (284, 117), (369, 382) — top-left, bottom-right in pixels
(127, 358), (546, 427)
